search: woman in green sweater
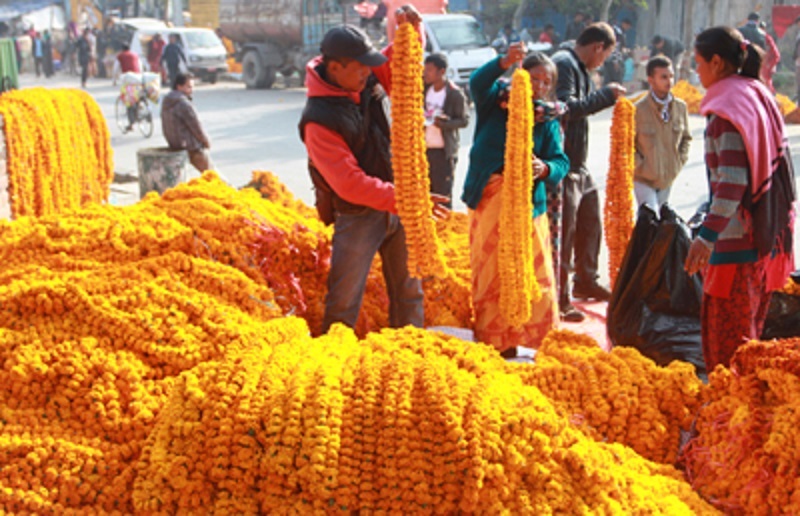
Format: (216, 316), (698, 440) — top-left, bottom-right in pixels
(462, 43), (570, 358)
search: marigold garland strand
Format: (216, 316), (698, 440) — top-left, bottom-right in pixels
(499, 69), (541, 327)
(390, 22), (448, 278)
(604, 97), (636, 288)
(0, 88), (114, 218)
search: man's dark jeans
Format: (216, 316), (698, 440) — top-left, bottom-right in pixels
(322, 207), (424, 333)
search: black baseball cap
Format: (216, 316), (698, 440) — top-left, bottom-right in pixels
(320, 25), (387, 67)
(747, 12), (760, 21)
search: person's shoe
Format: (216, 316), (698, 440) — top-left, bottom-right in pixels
(572, 282), (611, 301)
(560, 304), (586, 323)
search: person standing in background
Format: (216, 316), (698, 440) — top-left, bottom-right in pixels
(42, 30), (54, 78)
(77, 29), (91, 88)
(633, 56), (691, 211)
(758, 21), (780, 94)
(565, 12), (586, 42)
(423, 53), (469, 209)
(148, 33), (166, 80)
(552, 23), (626, 322)
(161, 34), (187, 88)
(87, 28), (97, 78)
(33, 32), (43, 77)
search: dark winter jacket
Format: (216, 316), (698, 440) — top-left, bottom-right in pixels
(552, 47), (617, 172)
(161, 90), (209, 152)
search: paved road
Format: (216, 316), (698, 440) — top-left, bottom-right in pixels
(18, 71), (800, 283)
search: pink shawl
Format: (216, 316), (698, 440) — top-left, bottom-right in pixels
(701, 74), (795, 291)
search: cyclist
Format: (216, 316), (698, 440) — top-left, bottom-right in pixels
(117, 44), (141, 133)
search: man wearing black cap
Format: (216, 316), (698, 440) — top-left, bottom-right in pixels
(299, 5), (449, 334)
(738, 12), (767, 52)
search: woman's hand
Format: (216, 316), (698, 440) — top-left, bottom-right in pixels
(532, 157), (549, 180)
(430, 193), (450, 220)
(684, 237), (713, 275)
(500, 42), (526, 70)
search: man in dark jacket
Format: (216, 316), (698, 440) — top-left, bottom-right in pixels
(298, 9), (448, 334)
(161, 34), (187, 87)
(422, 53), (469, 209)
(737, 12), (767, 51)
(552, 22), (626, 322)
(650, 34), (685, 75)
(161, 72), (211, 172)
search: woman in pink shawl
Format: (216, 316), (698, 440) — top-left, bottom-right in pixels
(685, 26), (796, 370)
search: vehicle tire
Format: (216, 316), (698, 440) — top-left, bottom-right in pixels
(242, 52), (267, 89)
(208, 72), (218, 84)
(115, 97), (128, 134)
(262, 65), (276, 89)
(137, 100), (154, 139)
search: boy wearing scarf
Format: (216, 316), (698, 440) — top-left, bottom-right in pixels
(633, 56), (692, 211)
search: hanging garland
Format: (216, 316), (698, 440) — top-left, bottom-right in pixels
(604, 97), (636, 288)
(390, 22), (448, 279)
(499, 68), (541, 327)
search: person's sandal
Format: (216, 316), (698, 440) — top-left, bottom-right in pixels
(560, 305), (586, 323)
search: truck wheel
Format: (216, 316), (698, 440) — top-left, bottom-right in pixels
(262, 66), (276, 89)
(208, 72), (218, 84)
(243, 52), (267, 89)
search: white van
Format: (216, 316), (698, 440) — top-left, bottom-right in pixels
(422, 14), (496, 95)
(130, 27), (228, 83)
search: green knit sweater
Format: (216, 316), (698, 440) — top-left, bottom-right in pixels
(461, 56), (570, 217)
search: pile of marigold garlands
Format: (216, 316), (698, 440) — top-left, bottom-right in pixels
(1, 171), (798, 513)
(672, 80), (703, 115)
(0, 88), (113, 217)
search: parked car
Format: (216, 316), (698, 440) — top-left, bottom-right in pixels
(129, 27), (228, 83)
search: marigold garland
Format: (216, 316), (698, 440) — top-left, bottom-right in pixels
(0, 88), (113, 218)
(604, 96), (636, 288)
(498, 68), (541, 328)
(672, 80), (702, 115)
(390, 22), (449, 279)
(682, 338), (800, 513)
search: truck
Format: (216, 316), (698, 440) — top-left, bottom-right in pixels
(219, 0), (361, 89)
(219, 0), (493, 91)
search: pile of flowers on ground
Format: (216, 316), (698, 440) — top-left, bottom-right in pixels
(672, 80), (702, 115)
(132, 320), (717, 514)
(510, 330), (704, 465)
(682, 338), (800, 513)
(0, 88), (113, 217)
(0, 182), (281, 512)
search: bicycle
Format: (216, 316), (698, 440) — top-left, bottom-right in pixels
(115, 73), (158, 138)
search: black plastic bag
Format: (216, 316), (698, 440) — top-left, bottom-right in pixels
(607, 205), (706, 376)
(762, 272), (800, 339)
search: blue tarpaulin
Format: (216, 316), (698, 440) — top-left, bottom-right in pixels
(0, 0), (62, 23)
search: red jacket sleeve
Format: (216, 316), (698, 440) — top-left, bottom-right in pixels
(304, 122), (396, 213)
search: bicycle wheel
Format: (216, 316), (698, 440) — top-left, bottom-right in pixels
(115, 97), (128, 134)
(137, 99), (154, 138)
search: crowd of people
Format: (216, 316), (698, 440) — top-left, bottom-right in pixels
(299, 4), (796, 373)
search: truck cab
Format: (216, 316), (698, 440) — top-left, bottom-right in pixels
(421, 14), (496, 95)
